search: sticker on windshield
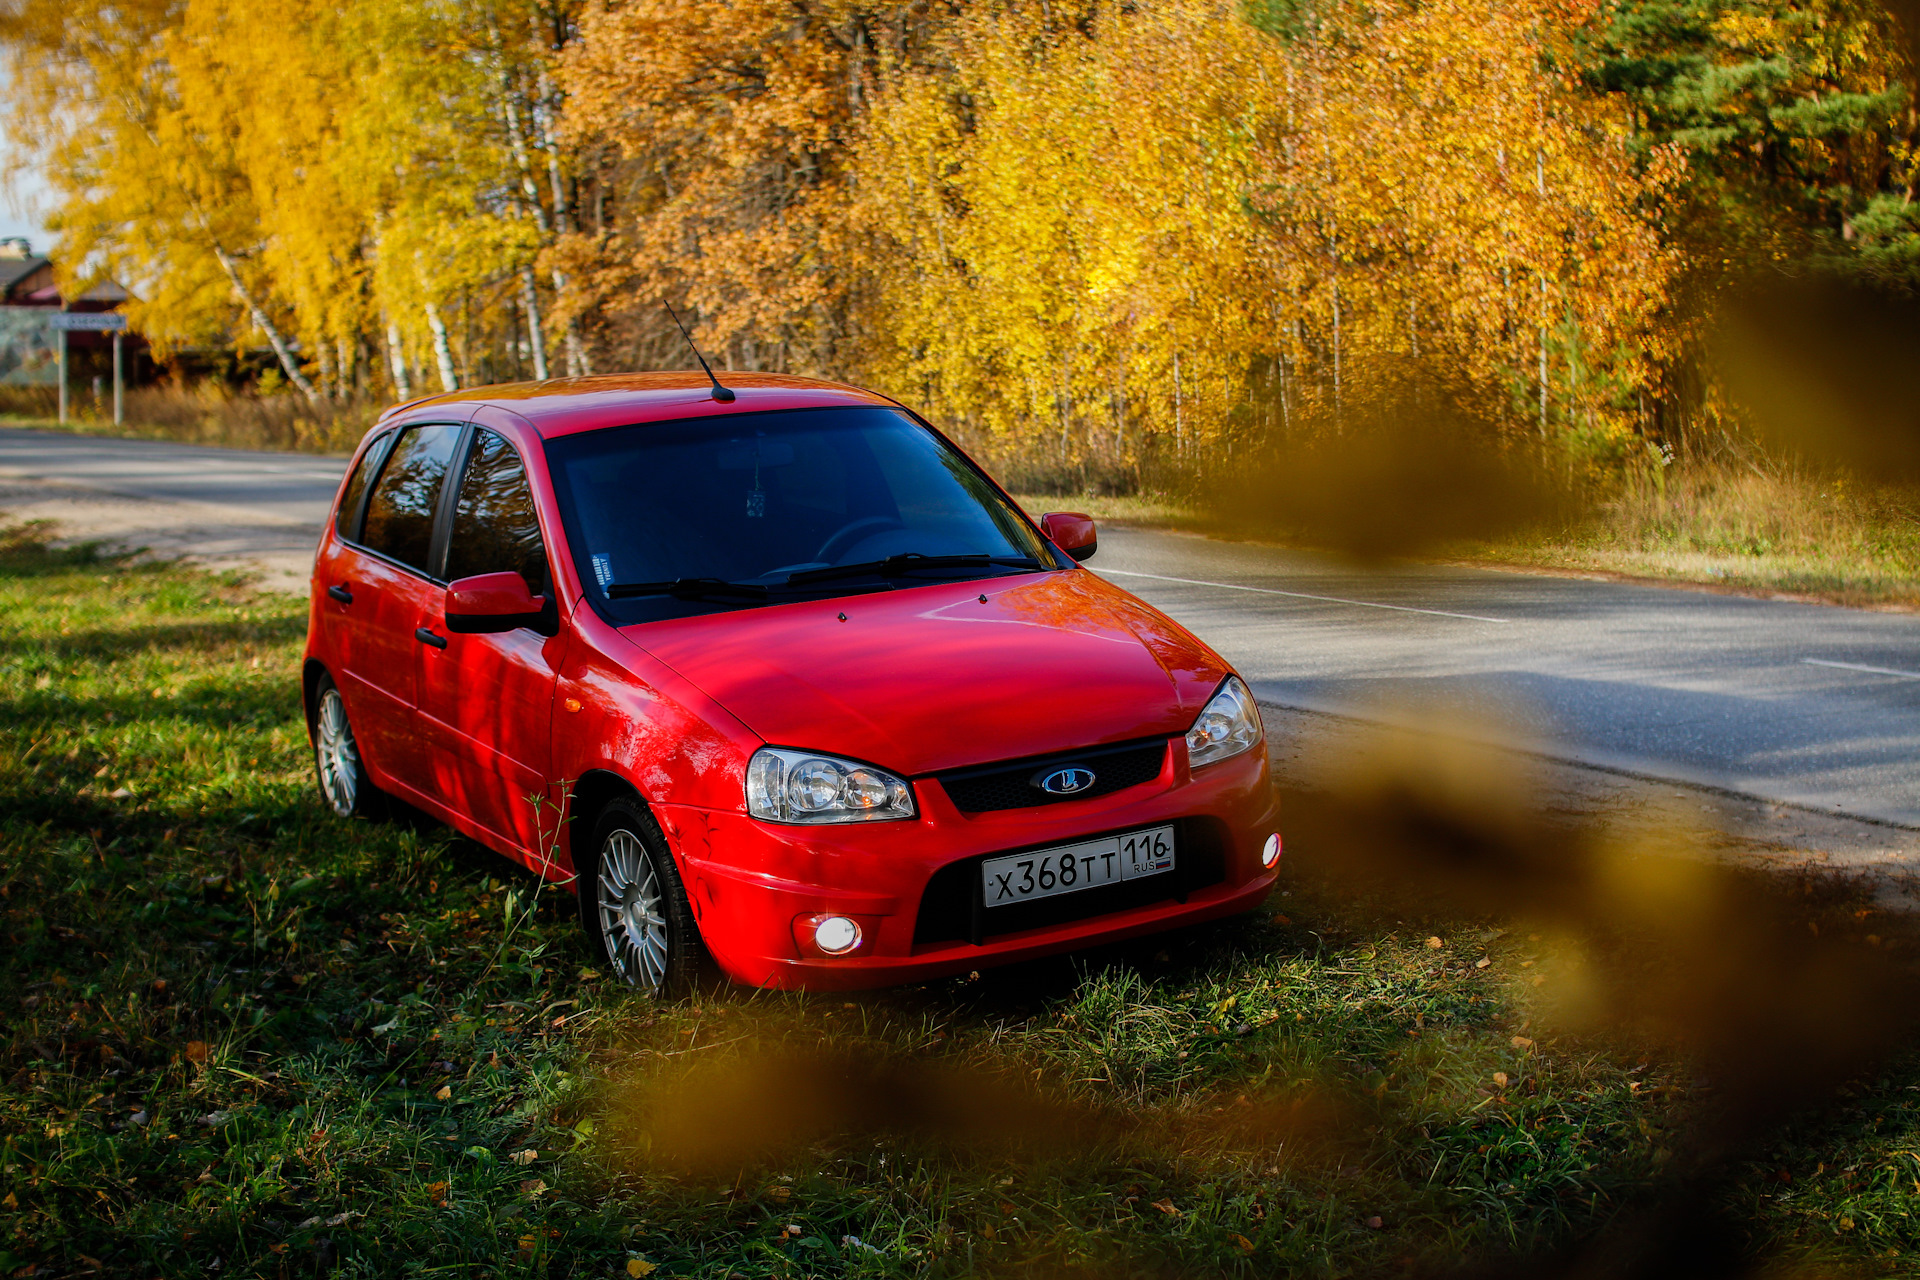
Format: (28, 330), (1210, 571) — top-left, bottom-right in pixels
(591, 553), (613, 589)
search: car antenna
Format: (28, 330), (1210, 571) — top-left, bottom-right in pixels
(664, 304), (735, 403)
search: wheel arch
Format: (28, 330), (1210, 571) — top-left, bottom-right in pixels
(301, 659), (330, 740)
(565, 768), (648, 876)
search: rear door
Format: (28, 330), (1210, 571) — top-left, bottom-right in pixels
(312, 428), (393, 711)
(336, 421), (466, 790)
(415, 427), (566, 863)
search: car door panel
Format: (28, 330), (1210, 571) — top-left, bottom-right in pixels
(415, 426), (566, 864)
(335, 421), (465, 792)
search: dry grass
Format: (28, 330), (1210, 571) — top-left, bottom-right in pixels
(1474, 463), (1920, 610)
(0, 383), (381, 455)
(1028, 460), (1920, 610)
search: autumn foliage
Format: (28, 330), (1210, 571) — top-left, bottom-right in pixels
(3, 0), (1914, 479)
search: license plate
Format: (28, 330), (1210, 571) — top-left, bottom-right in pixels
(981, 825), (1176, 908)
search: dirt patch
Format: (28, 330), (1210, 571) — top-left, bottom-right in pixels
(0, 475), (316, 593)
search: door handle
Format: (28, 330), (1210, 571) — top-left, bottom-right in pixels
(414, 627), (448, 650)
(327, 583), (354, 604)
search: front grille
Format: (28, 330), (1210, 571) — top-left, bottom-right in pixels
(935, 738), (1169, 814)
(912, 817), (1228, 946)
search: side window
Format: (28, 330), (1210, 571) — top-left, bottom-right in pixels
(446, 429), (549, 594)
(333, 431), (389, 541)
(360, 423), (463, 574)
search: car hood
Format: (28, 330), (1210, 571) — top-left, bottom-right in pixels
(619, 569), (1230, 776)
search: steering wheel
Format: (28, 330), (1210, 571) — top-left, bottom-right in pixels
(814, 516), (905, 564)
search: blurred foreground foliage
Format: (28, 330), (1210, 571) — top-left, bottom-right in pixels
(4, 532), (1920, 1276)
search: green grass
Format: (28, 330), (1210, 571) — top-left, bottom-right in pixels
(2, 527), (1918, 1277)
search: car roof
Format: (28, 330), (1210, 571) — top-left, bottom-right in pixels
(378, 371), (905, 440)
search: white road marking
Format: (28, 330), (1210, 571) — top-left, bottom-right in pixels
(1803, 657), (1920, 681)
(1099, 568), (1512, 624)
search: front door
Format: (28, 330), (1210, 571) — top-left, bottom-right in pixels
(415, 427), (566, 866)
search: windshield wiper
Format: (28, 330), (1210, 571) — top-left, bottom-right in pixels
(784, 553), (1044, 588)
(606, 577), (770, 601)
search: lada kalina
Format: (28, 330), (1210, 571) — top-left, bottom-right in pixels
(303, 372), (1281, 993)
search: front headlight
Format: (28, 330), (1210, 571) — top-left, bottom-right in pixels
(745, 747), (917, 824)
(1185, 677), (1263, 768)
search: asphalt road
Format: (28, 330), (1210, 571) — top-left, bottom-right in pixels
(3, 424), (1915, 828)
(0, 425), (343, 526)
(1095, 530), (1920, 828)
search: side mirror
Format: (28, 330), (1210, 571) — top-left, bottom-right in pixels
(1040, 511), (1097, 562)
(445, 571), (548, 634)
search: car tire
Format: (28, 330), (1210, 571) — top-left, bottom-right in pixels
(312, 673), (384, 820)
(580, 798), (706, 997)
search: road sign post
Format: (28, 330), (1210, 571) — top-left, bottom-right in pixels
(49, 312), (129, 427)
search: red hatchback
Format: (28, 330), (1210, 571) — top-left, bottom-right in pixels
(304, 373), (1280, 993)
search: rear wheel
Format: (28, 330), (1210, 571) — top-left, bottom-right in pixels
(579, 798), (706, 997)
(312, 674), (382, 819)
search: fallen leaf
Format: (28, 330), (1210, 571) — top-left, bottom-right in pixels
(1229, 1232), (1255, 1255)
(434, 1086), (451, 1101)
(185, 1041), (210, 1065)
(1270, 914), (1291, 926)
(1474, 957), (1491, 969)
(1510, 1036), (1534, 1051)
(427, 1181), (449, 1207)
(509, 1148), (538, 1165)
(1151, 1198), (1181, 1217)
(626, 1260), (656, 1278)
(765, 1185), (792, 1202)
(1365, 1215), (1384, 1229)
(1426, 936), (1444, 949)
(519, 1179), (547, 1197)
(1492, 1072), (1510, 1088)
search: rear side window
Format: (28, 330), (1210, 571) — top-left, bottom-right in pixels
(333, 432), (389, 541)
(360, 423), (462, 574)
(446, 429), (549, 594)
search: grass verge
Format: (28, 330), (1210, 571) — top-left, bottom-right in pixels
(2, 527), (1918, 1277)
(1019, 461), (1920, 611)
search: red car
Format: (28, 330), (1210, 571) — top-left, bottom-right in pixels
(304, 373), (1280, 993)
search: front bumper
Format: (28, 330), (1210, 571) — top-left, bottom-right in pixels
(652, 739), (1279, 990)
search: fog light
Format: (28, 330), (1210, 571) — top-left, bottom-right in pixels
(813, 915), (862, 955)
(1261, 833), (1282, 868)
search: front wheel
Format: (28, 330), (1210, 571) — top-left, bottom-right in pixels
(312, 674), (383, 819)
(579, 799), (706, 997)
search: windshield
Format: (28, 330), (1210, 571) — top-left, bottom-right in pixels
(545, 405), (1064, 623)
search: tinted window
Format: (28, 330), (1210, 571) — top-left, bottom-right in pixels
(446, 429), (548, 594)
(334, 431), (389, 541)
(360, 423), (462, 574)
(545, 406), (1061, 623)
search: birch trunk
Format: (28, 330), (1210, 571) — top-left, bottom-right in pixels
(425, 302), (459, 393)
(209, 245), (320, 404)
(520, 269), (550, 381)
(386, 321), (413, 401)
(534, 67), (592, 377)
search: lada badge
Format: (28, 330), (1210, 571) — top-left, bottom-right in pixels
(1034, 766), (1096, 796)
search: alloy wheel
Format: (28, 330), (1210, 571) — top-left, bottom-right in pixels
(316, 687), (360, 817)
(597, 829), (670, 990)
